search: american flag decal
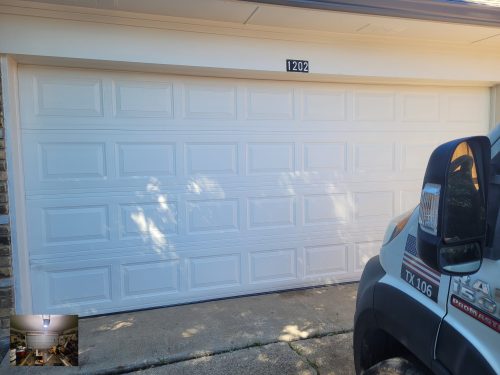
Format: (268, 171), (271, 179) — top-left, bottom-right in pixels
(401, 235), (441, 301)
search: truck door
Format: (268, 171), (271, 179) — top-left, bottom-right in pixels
(435, 146), (500, 375)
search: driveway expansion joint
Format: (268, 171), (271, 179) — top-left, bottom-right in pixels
(287, 342), (319, 375)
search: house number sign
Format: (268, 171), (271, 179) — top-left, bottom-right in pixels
(286, 59), (309, 73)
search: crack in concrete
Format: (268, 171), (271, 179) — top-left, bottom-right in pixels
(90, 328), (354, 375)
(287, 341), (319, 375)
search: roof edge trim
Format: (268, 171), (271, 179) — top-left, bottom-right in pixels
(243, 0), (500, 27)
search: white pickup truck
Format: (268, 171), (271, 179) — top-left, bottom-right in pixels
(354, 125), (499, 374)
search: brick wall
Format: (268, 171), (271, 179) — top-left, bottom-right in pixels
(0, 67), (14, 361)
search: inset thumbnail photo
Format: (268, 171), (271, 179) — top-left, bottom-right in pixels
(10, 314), (78, 366)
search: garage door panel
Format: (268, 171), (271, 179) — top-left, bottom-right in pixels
(354, 91), (396, 121)
(18, 66), (489, 315)
(34, 75), (104, 118)
(121, 260), (180, 299)
(303, 142), (347, 171)
(401, 93), (440, 122)
(188, 254), (242, 291)
(23, 137), (109, 189)
(40, 142), (107, 180)
(186, 198), (240, 234)
(19, 66), (488, 132)
(117, 142), (176, 177)
(247, 142), (296, 174)
(26, 187), (396, 258)
(23, 132), (180, 192)
(300, 89), (346, 121)
(184, 84), (237, 120)
(245, 87), (294, 120)
(119, 201), (179, 240)
(47, 266), (112, 306)
(304, 243), (349, 278)
(27, 195), (175, 255)
(30, 237), (359, 315)
(248, 196), (296, 229)
(303, 193), (349, 225)
(23, 132), (437, 195)
(186, 142), (238, 175)
(445, 94), (489, 123)
(354, 191), (395, 223)
(27, 202), (112, 252)
(27, 226), (388, 315)
(354, 143), (396, 173)
(31, 254), (184, 314)
(113, 80), (173, 119)
(249, 248), (297, 284)
(43, 205), (110, 244)
(31, 262), (114, 314)
(28, 220), (383, 260)
(25, 181), (415, 259)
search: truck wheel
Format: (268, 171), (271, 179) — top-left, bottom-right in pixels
(363, 357), (430, 375)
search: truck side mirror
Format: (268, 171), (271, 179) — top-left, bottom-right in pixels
(417, 136), (490, 276)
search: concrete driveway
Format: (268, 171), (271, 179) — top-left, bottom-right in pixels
(2, 283), (358, 374)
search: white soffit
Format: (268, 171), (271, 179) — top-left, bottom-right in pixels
(10, 0), (500, 46)
(13, 0), (259, 23)
(471, 34), (500, 47)
(110, 0), (258, 23)
(247, 5), (500, 44)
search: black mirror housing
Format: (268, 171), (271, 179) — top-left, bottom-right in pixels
(417, 136), (490, 276)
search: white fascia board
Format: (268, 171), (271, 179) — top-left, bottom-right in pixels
(0, 12), (500, 84)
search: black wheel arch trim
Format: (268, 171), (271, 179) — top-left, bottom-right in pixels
(354, 255), (390, 373)
(435, 320), (496, 375)
(372, 281), (442, 370)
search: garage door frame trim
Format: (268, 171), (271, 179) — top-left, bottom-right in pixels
(1, 55), (32, 313)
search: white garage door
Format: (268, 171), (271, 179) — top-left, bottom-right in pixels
(27, 334), (58, 349)
(17, 65), (489, 315)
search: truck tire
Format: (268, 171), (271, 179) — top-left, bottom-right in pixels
(363, 357), (430, 375)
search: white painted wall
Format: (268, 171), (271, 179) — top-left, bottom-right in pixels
(0, 9), (500, 84)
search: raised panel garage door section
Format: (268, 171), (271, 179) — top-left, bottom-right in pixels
(17, 66), (490, 315)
